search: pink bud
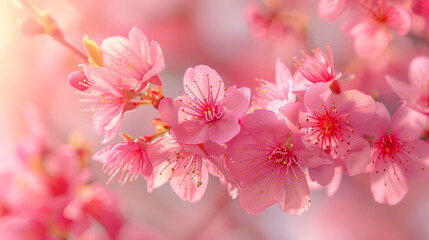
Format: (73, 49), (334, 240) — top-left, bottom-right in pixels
(67, 70), (89, 91)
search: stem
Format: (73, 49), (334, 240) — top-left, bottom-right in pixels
(16, 0), (88, 61)
(56, 38), (87, 61)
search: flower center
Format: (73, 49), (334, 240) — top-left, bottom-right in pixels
(203, 104), (223, 122)
(305, 104), (353, 152)
(268, 141), (297, 168)
(181, 75), (225, 124)
(377, 134), (401, 157)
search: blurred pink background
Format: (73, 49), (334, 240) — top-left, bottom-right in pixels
(1, 0), (429, 239)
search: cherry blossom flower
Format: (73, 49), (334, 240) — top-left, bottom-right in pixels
(387, 55), (429, 115)
(253, 59), (296, 109)
(101, 27), (165, 91)
(356, 103), (429, 204)
(158, 65), (251, 144)
(293, 47), (343, 94)
(343, 0), (412, 58)
(92, 134), (152, 185)
(298, 82), (375, 177)
(79, 66), (140, 143)
(226, 109), (324, 214)
(146, 134), (227, 203)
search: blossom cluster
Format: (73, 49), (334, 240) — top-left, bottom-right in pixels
(68, 24), (429, 215)
(0, 105), (160, 239)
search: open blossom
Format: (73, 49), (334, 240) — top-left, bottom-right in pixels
(101, 27), (165, 91)
(146, 134), (230, 203)
(293, 47), (343, 94)
(356, 103), (429, 205)
(387, 56), (429, 115)
(92, 136), (152, 185)
(226, 109), (324, 214)
(253, 59), (296, 109)
(158, 65), (251, 144)
(80, 66), (140, 143)
(343, 0), (412, 58)
(298, 82), (375, 177)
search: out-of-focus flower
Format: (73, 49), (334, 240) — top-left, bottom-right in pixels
(64, 184), (123, 239)
(226, 109), (323, 214)
(318, 0), (349, 22)
(357, 103), (429, 204)
(343, 0), (412, 58)
(387, 55), (429, 115)
(158, 65), (251, 144)
(93, 134), (152, 185)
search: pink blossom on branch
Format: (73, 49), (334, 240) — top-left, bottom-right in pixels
(253, 59), (296, 109)
(226, 109), (324, 214)
(293, 46), (345, 94)
(146, 134), (234, 203)
(356, 103), (429, 205)
(101, 27), (165, 91)
(79, 66), (141, 144)
(298, 82), (376, 178)
(158, 65), (251, 144)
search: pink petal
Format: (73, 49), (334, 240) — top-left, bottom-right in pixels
(158, 97), (179, 126)
(326, 167), (343, 197)
(335, 89), (376, 125)
(403, 140), (429, 180)
(277, 166), (310, 215)
(170, 164), (209, 203)
(353, 102), (390, 138)
(137, 41), (164, 90)
(224, 86), (251, 120)
(147, 161), (171, 193)
(101, 36), (144, 80)
(343, 133), (371, 176)
(147, 134), (178, 166)
(172, 121), (209, 144)
(183, 65), (225, 103)
(353, 28), (390, 58)
(318, 0), (347, 22)
(386, 6), (412, 35)
(208, 114), (241, 143)
(278, 102), (307, 132)
(409, 56), (429, 88)
(292, 71), (312, 94)
(370, 161), (408, 205)
(386, 75), (418, 104)
(275, 59), (294, 93)
(243, 109), (289, 146)
(304, 82), (333, 114)
(391, 105), (427, 139)
(128, 27), (150, 58)
(239, 174), (281, 214)
(308, 164), (335, 186)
